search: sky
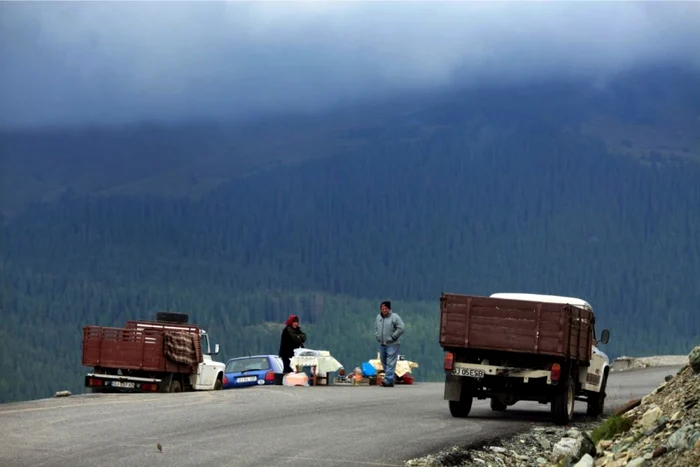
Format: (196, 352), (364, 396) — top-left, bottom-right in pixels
(1, 0), (699, 128)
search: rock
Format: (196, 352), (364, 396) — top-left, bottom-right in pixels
(668, 424), (699, 450)
(553, 437), (581, 460)
(54, 390), (72, 397)
(538, 437), (552, 450)
(574, 453), (594, 467)
(652, 445), (667, 458)
(598, 440), (613, 449)
(641, 405), (662, 428)
(536, 457), (548, 465)
(578, 431), (596, 458)
(644, 417), (668, 436)
(689, 345), (700, 373)
(488, 446), (506, 453)
(626, 458), (649, 467)
(665, 374), (674, 382)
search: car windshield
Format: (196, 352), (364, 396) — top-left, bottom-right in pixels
(226, 357), (270, 373)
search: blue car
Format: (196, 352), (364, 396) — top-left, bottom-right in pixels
(222, 355), (285, 388)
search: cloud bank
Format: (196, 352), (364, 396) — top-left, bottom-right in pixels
(1, 1), (699, 127)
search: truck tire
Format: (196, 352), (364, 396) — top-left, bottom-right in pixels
(449, 397), (473, 418)
(169, 380), (182, 393)
(551, 374), (575, 425)
(490, 398), (507, 411)
(214, 375), (223, 390)
(586, 370), (608, 417)
(156, 312), (189, 324)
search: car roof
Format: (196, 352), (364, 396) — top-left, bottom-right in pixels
(226, 355), (279, 362)
(489, 292), (592, 310)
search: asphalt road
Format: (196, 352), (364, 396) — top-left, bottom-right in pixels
(0, 366), (681, 467)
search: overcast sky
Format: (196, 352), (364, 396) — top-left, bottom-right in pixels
(1, 1), (699, 128)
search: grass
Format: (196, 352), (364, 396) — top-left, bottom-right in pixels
(591, 415), (634, 444)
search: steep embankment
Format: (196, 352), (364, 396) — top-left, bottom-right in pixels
(406, 347), (700, 466)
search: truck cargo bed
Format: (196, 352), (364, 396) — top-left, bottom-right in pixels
(82, 322), (203, 374)
(439, 293), (593, 362)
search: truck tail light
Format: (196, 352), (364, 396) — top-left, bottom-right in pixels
(444, 352), (454, 371)
(265, 371), (275, 382)
(551, 363), (561, 381)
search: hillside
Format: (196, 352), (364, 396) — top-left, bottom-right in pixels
(1, 66), (698, 217)
(1, 66), (700, 403)
(406, 347), (700, 466)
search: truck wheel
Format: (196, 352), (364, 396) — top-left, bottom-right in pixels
(167, 380), (182, 393)
(449, 397), (473, 418)
(490, 398), (507, 412)
(214, 377), (223, 390)
(552, 374), (575, 426)
(586, 370), (608, 417)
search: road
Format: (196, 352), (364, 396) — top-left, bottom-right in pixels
(0, 366), (681, 467)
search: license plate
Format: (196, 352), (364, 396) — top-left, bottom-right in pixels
(111, 381), (136, 388)
(452, 367), (485, 378)
(237, 376), (257, 383)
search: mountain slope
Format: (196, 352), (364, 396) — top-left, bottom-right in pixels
(1, 66), (698, 217)
(1, 66), (699, 403)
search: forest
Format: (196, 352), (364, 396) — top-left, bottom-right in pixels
(1, 67), (699, 403)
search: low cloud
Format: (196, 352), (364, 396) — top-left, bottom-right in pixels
(1, 1), (699, 127)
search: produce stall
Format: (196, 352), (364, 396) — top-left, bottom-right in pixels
(288, 348), (344, 386)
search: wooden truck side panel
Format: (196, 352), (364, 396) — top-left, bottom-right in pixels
(439, 293), (593, 362)
(82, 323), (203, 374)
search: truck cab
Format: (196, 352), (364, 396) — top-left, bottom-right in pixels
(193, 329), (226, 390)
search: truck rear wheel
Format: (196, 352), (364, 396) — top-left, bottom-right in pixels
(164, 379), (182, 393)
(552, 374), (575, 425)
(449, 397), (473, 418)
(490, 398), (507, 411)
(586, 370), (608, 417)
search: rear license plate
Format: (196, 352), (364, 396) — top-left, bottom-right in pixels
(111, 381), (136, 389)
(237, 376), (257, 383)
(452, 368), (485, 378)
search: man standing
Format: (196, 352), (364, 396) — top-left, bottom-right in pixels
(374, 300), (405, 387)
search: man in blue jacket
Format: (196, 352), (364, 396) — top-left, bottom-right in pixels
(374, 300), (405, 387)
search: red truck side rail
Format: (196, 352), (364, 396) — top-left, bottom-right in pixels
(82, 321), (203, 374)
(439, 293), (593, 363)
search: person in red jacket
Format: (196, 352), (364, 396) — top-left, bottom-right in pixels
(279, 315), (307, 373)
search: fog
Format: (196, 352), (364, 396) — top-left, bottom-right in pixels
(1, 1), (699, 127)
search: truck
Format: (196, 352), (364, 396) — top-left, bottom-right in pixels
(82, 312), (226, 393)
(440, 292), (611, 425)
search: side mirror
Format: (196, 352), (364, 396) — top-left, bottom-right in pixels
(599, 329), (610, 345)
(212, 344), (220, 355)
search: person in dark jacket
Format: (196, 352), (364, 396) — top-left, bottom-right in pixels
(279, 314), (306, 373)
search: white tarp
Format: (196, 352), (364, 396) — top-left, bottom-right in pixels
(290, 348), (343, 375)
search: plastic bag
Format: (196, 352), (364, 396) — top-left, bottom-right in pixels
(283, 372), (309, 386)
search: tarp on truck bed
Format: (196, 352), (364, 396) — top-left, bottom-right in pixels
(439, 293), (594, 363)
(163, 331), (203, 367)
